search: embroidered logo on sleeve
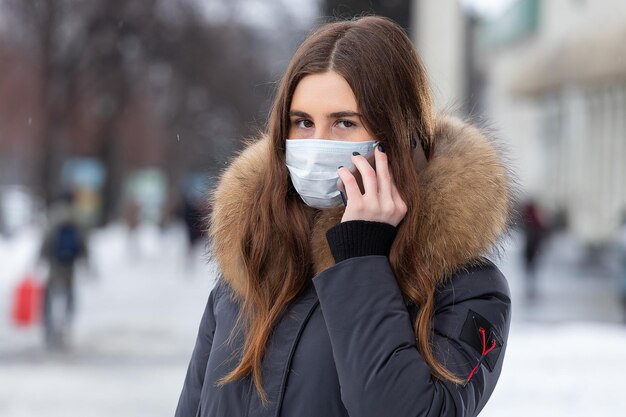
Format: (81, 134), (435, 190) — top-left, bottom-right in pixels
(459, 309), (503, 382)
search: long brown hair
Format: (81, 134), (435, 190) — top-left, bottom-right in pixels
(215, 15), (463, 404)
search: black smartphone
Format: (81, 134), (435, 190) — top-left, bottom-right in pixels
(336, 146), (377, 196)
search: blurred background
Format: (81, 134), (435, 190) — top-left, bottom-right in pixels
(1, 0), (625, 415)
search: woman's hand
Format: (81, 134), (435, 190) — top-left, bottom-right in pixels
(337, 145), (407, 227)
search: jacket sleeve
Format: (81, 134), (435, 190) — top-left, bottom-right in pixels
(175, 282), (220, 417)
(312, 255), (511, 417)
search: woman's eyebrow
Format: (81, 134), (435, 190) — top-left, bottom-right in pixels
(328, 111), (361, 118)
(288, 110), (362, 118)
(288, 110), (310, 118)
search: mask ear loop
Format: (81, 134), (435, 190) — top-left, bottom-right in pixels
(411, 137), (428, 172)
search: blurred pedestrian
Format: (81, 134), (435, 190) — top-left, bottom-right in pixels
(181, 190), (206, 273)
(616, 213), (626, 322)
(522, 199), (548, 300)
(122, 198), (141, 258)
(39, 190), (89, 349)
(176, 16), (514, 417)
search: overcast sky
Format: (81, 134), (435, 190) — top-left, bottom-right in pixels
(462, 0), (518, 17)
(196, 0), (519, 28)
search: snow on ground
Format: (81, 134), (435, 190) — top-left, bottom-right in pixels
(0, 222), (216, 417)
(481, 322), (626, 416)
(1, 225), (625, 416)
(480, 231), (626, 415)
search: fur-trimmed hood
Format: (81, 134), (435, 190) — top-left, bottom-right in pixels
(209, 116), (515, 300)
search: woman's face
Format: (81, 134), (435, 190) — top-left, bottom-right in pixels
(288, 71), (372, 142)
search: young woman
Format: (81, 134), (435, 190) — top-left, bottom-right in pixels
(176, 15), (514, 417)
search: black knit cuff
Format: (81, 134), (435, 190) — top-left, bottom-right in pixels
(325, 220), (398, 263)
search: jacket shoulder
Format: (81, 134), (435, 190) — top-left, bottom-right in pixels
(435, 257), (510, 309)
(433, 257), (511, 347)
(211, 275), (243, 309)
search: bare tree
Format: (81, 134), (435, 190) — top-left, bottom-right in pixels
(0, 0), (292, 222)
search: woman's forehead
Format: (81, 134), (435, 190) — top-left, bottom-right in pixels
(290, 71), (357, 113)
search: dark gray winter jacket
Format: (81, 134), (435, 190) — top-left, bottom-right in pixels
(176, 255), (509, 417)
(175, 115), (514, 417)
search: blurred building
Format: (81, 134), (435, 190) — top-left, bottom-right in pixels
(481, 0), (626, 245)
(322, 0), (411, 31)
(321, 0), (467, 112)
(0, 42), (40, 187)
(411, 0), (467, 113)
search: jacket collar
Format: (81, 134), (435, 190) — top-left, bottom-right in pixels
(209, 116), (515, 300)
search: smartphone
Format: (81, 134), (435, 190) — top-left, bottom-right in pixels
(336, 146), (377, 196)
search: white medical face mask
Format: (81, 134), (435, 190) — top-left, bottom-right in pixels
(285, 138), (377, 209)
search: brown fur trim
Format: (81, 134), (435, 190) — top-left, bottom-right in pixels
(209, 138), (270, 299)
(210, 116), (513, 299)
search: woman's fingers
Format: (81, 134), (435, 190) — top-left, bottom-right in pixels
(337, 166), (363, 204)
(374, 145), (393, 203)
(339, 145), (408, 226)
(350, 153), (378, 196)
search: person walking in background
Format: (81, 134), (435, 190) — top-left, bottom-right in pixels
(39, 190), (89, 349)
(176, 16), (514, 417)
(122, 197), (142, 259)
(181, 185), (208, 274)
(616, 213), (626, 323)
(522, 199), (549, 300)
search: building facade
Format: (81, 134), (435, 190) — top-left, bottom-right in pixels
(412, 0), (467, 114)
(482, 0), (626, 244)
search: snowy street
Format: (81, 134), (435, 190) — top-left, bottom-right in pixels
(0, 224), (216, 417)
(1, 224), (625, 416)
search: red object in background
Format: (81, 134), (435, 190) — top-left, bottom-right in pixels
(11, 275), (43, 327)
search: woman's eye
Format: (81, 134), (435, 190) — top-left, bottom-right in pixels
(336, 120), (356, 128)
(296, 119), (313, 129)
